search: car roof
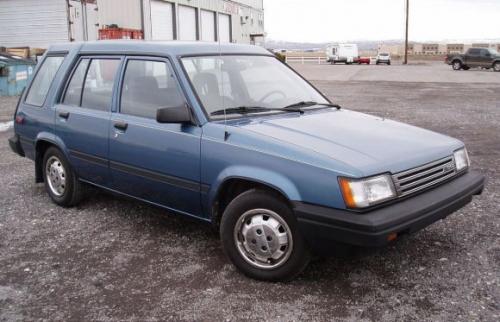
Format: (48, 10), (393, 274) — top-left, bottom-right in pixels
(47, 40), (271, 57)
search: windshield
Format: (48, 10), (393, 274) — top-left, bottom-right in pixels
(181, 55), (328, 118)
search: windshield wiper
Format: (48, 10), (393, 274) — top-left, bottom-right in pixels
(210, 106), (303, 116)
(284, 101), (341, 110)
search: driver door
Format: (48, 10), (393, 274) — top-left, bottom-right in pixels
(109, 57), (202, 216)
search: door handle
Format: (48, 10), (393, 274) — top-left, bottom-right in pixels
(58, 111), (70, 119)
(113, 121), (128, 131)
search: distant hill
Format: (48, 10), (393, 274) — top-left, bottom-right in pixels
(264, 39), (500, 52)
(265, 39), (401, 52)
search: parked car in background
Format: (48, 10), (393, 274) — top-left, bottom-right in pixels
(9, 41), (485, 281)
(358, 57), (371, 65)
(376, 53), (391, 65)
(446, 48), (500, 71)
(326, 44), (359, 64)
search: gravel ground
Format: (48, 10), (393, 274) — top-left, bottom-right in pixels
(0, 76), (499, 321)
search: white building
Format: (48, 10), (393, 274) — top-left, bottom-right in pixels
(0, 0), (265, 48)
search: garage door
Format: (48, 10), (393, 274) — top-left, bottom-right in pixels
(218, 13), (231, 43)
(178, 5), (197, 41)
(151, 0), (174, 40)
(200, 10), (215, 42)
(0, 0), (69, 48)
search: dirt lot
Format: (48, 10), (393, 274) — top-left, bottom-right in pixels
(0, 64), (499, 321)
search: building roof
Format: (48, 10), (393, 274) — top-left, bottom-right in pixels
(48, 40), (271, 57)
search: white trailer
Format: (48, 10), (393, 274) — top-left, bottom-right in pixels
(325, 44), (359, 64)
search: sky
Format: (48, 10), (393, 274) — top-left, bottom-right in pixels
(263, 0), (500, 43)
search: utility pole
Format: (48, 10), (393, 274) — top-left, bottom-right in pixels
(404, 0), (409, 64)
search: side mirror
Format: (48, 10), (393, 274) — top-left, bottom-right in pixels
(156, 103), (192, 124)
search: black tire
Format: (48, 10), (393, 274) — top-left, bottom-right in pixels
(452, 60), (462, 70)
(493, 62), (500, 72)
(376, 61), (380, 65)
(220, 189), (311, 281)
(42, 147), (84, 207)
(387, 61), (391, 65)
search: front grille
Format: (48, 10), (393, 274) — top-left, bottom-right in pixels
(392, 156), (457, 197)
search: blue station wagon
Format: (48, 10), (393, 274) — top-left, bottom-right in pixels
(9, 41), (485, 281)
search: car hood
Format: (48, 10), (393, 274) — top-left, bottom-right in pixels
(234, 109), (463, 175)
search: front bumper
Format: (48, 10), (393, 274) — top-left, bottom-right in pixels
(8, 134), (25, 157)
(294, 171), (485, 253)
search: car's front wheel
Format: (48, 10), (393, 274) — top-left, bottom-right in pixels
(43, 147), (84, 207)
(220, 189), (311, 281)
(493, 62), (500, 72)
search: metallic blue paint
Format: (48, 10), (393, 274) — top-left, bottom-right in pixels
(13, 41), (467, 222)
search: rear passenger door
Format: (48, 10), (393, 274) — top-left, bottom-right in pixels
(109, 57), (202, 216)
(478, 49), (492, 66)
(56, 56), (122, 185)
(466, 49), (481, 67)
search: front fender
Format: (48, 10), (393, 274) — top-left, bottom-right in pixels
(208, 165), (302, 207)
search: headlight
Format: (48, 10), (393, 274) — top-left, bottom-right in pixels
(454, 147), (470, 172)
(339, 174), (396, 209)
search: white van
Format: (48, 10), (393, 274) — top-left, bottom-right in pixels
(325, 44), (359, 64)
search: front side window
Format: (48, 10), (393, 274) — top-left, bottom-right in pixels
(120, 59), (185, 119)
(181, 55), (328, 118)
(25, 56), (65, 106)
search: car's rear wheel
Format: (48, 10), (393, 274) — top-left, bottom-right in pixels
(493, 62), (500, 72)
(452, 60), (462, 70)
(43, 147), (84, 207)
(220, 189), (311, 281)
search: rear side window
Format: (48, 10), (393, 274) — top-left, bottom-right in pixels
(81, 59), (120, 111)
(63, 59), (90, 106)
(469, 49), (480, 56)
(63, 58), (120, 111)
(25, 56), (65, 106)
(120, 59), (185, 119)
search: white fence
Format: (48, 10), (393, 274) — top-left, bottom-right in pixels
(284, 56), (327, 64)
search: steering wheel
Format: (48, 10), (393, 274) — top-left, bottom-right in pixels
(258, 90), (286, 104)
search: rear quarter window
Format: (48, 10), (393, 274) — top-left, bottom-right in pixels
(25, 56), (65, 107)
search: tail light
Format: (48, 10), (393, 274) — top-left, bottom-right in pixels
(15, 115), (25, 124)
(13, 88), (25, 124)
